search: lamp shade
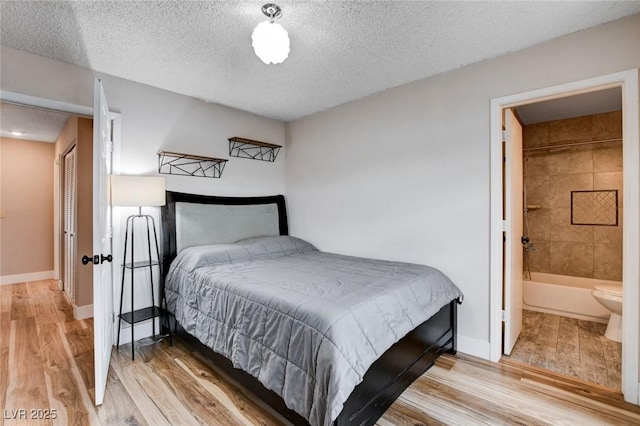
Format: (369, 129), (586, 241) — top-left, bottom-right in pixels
(110, 175), (166, 207)
(251, 20), (290, 64)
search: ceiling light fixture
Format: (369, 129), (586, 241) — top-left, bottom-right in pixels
(10, 130), (24, 136)
(251, 3), (290, 65)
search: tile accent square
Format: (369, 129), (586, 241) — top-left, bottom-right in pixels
(571, 190), (618, 226)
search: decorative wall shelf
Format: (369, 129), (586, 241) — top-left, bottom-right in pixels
(228, 137), (281, 162)
(157, 151), (227, 178)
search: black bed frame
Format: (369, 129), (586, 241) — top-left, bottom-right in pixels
(161, 191), (459, 426)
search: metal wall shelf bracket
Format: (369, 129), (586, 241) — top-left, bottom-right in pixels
(158, 151), (228, 178)
(228, 137), (281, 162)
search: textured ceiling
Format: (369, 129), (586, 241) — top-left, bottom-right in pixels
(1, 1), (639, 122)
(0, 102), (70, 142)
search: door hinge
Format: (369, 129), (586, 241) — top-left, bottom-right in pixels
(501, 310), (506, 321)
(501, 220), (508, 232)
(107, 140), (114, 153)
(502, 130), (507, 142)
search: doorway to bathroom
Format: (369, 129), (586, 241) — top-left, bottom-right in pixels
(507, 91), (624, 389)
(489, 70), (640, 405)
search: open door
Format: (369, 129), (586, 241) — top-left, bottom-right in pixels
(93, 79), (114, 405)
(503, 108), (523, 355)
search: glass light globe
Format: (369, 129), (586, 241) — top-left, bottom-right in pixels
(251, 20), (290, 64)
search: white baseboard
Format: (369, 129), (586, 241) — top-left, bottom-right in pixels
(457, 335), (491, 360)
(0, 270), (55, 285)
(73, 303), (94, 320)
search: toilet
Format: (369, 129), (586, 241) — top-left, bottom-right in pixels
(591, 285), (623, 342)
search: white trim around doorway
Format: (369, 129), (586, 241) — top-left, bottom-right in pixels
(489, 69), (640, 404)
(0, 90), (93, 117)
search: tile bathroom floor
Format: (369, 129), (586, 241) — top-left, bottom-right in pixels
(505, 309), (622, 389)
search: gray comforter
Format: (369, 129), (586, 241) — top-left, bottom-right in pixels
(165, 236), (463, 426)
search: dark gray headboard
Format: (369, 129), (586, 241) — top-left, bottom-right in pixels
(161, 192), (288, 275)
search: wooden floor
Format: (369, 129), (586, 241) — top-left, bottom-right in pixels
(3, 280), (640, 425)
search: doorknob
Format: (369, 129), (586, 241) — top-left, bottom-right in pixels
(82, 254), (113, 265)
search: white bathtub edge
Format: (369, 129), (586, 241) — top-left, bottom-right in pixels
(523, 304), (608, 324)
(523, 278), (612, 323)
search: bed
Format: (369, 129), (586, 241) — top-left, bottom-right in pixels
(161, 191), (463, 426)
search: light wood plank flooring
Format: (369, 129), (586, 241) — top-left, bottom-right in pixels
(3, 280), (640, 425)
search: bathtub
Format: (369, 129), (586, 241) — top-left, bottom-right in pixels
(523, 272), (620, 323)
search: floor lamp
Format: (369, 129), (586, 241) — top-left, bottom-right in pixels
(111, 175), (167, 360)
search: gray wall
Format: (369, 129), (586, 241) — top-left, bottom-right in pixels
(285, 14), (640, 356)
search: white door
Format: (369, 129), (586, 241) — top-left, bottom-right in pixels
(63, 147), (77, 301)
(503, 108), (524, 355)
(93, 79), (114, 405)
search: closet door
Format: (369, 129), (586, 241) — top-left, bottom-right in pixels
(63, 146), (77, 301)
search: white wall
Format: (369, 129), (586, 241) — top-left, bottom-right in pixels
(0, 46), (286, 197)
(1, 46), (286, 338)
(285, 14), (640, 357)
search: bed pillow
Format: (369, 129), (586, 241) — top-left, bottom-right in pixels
(169, 235), (317, 273)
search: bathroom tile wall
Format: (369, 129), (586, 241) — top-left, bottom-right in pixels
(523, 111), (622, 281)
